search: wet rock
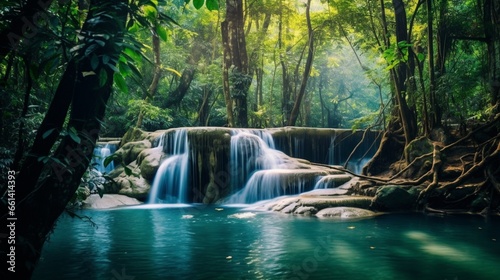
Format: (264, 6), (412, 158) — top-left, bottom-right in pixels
(293, 206), (318, 215)
(315, 207), (378, 219)
(114, 140), (151, 166)
(137, 147), (164, 181)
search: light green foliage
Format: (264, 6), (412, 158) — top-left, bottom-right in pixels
(127, 99), (173, 129)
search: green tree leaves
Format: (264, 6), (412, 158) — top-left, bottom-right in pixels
(191, 0), (219, 11)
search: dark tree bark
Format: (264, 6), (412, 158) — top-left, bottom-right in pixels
(484, 0), (500, 112)
(163, 67), (195, 108)
(221, 0), (251, 127)
(392, 0), (417, 146)
(1, 1), (128, 278)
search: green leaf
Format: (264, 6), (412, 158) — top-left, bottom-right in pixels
(193, 0), (204, 9)
(124, 166), (133, 176)
(99, 69), (108, 87)
(156, 25), (168, 42)
(42, 128), (56, 139)
(114, 72), (129, 94)
(90, 54), (99, 70)
(68, 129), (81, 144)
(417, 53), (425, 62)
(143, 5), (157, 20)
(103, 155), (115, 167)
(206, 0), (219, 10)
(165, 67), (182, 77)
(97, 186), (105, 198)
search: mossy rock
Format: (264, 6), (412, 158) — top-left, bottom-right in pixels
(120, 127), (150, 147)
(371, 185), (417, 211)
(114, 140), (151, 165)
(404, 137), (433, 164)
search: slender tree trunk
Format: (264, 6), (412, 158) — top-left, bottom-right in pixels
(4, 1), (128, 278)
(427, 0), (440, 129)
(163, 68), (195, 108)
(136, 25), (162, 128)
(287, 0), (314, 126)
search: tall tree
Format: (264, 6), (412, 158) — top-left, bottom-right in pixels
(287, 0), (314, 126)
(484, 0), (500, 112)
(221, 0), (251, 127)
(1, 0), (128, 278)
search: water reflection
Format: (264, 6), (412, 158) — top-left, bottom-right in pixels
(33, 210), (500, 280)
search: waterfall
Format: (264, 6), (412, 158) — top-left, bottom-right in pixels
(230, 130), (283, 190)
(226, 130), (311, 204)
(148, 129), (190, 204)
(91, 143), (117, 174)
(225, 169), (306, 204)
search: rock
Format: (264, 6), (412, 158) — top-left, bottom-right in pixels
(82, 194), (142, 209)
(266, 195), (373, 214)
(120, 127), (150, 146)
(116, 174), (151, 200)
(114, 140), (151, 166)
(312, 174), (353, 189)
(138, 147), (164, 181)
(371, 185), (417, 211)
(315, 207), (379, 219)
(404, 137), (433, 164)
(293, 206), (317, 215)
(281, 202), (299, 213)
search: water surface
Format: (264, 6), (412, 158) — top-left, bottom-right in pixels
(33, 206), (500, 280)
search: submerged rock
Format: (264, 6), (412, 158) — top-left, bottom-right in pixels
(315, 207), (379, 219)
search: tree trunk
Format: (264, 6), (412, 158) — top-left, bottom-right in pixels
(484, 0), (500, 112)
(136, 25), (162, 128)
(3, 1), (128, 278)
(163, 67), (195, 108)
(392, 0), (417, 146)
(287, 0), (314, 126)
(221, 0), (250, 127)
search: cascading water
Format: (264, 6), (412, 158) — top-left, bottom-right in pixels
(91, 143), (117, 173)
(147, 129), (190, 204)
(229, 130), (282, 191)
(226, 169), (307, 203)
(226, 130), (310, 204)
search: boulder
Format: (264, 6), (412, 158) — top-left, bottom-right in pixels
(371, 185), (417, 211)
(115, 173), (151, 200)
(114, 140), (151, 166)
(315, 207), (379, 219)
(137, 147), (164, 181)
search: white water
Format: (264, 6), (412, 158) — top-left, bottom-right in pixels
(92, 143), (116, 173)
(147, 128), (373, 204)
(229, 130), (283, 191)
(147, 129), (190, 203)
